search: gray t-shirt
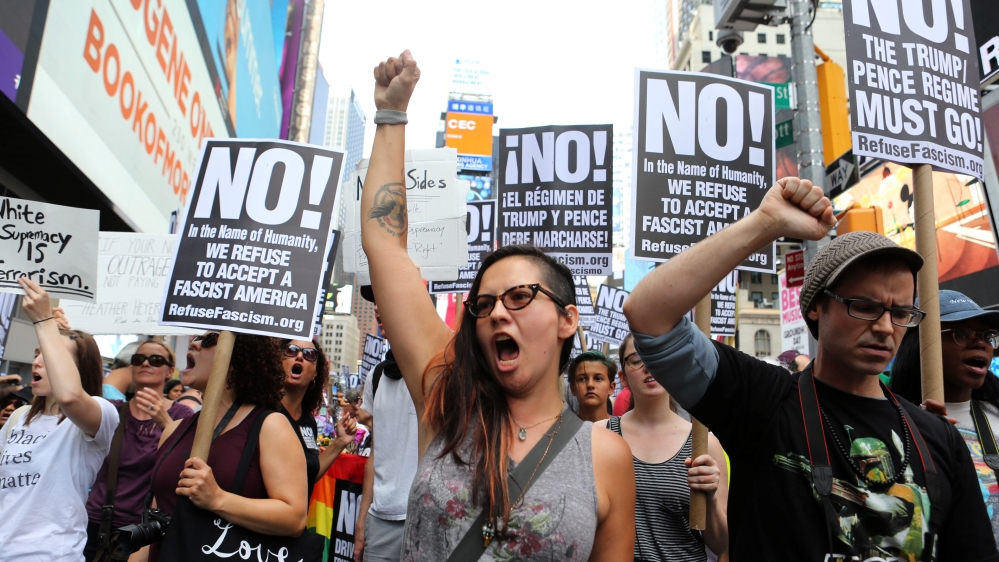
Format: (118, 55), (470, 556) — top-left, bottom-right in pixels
(362, 369), (419, 521)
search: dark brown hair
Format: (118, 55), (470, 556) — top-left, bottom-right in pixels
(423, 244), (576, 529)
(279, 338), (330, 414)
(26, 330), (104, 425)
(226, 334), (286, 410)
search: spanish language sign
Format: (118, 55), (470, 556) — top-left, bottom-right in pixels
(575, 276), (597, 327)
(60, 233), (195, 335)
(429, 200), (495, 294)
(343, 149), (469, 284)
(780, 270), (809, 356)
(843, 0), (984, 179)
(160, 139), (345, 339)
(631, 70), (775, 272)
(589, 285), (630, 347)
(498, 125), (614, 276)
(711, 271), (738, 337)
(0, 197), (99, 302)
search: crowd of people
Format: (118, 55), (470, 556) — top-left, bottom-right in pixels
(0, 50), (997, 562)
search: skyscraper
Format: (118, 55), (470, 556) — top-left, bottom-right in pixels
(613, 127), (634, 249)
(323, 85), (366, 288)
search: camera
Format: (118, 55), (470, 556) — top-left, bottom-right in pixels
(117, 509), (171, 552)
(716, 29), (745, 55)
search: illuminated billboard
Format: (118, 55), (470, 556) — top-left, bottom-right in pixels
(445, 100), (493, 172)
(832, 164), (998, 284)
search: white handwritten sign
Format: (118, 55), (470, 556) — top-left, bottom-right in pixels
(60, 233), (197, 335)
(0, 197), (99, 302)
(343, 149), (469, 283)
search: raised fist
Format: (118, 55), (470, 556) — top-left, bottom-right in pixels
(756, 177), (837, 241)
(373, 50), (420, 112)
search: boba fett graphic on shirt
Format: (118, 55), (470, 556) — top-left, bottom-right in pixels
(774, 428), (931, 560)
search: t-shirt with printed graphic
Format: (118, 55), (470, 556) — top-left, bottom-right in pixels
(0, 397), (119, 561)
(641, 333), (999, 561)
(945, 399), (999, 546)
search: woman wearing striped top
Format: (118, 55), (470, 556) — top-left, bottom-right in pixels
(597, 334), (729, 561)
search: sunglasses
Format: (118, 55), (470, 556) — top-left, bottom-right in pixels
(284, 344), (319, 362)
(192, 332), (220, 348)
(130, 354), (172, 368)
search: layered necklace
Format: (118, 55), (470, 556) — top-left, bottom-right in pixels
(512, 401), (564, 441)
(819, 401), (912, 488)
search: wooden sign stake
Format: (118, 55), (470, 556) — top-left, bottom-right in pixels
(190, 331), (236, 460)
(912, 164), (944, 403)
(577, 326), (588, 353)
(689, 294), (712, 531)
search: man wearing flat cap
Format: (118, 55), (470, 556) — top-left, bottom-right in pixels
(624, 178), (998, 561)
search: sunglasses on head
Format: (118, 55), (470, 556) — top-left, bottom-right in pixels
(192, 332), (220, 348)
(131, 354), (172, 368)
(284, 344), (318, 362)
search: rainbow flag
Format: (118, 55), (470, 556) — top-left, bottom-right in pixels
(308, 453), (368, 562)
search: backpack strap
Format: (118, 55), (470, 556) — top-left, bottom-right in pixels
(971, 399), (999, 471)
(797, 369), (839, 555)
(371, 362), (385, 401)
(446, 410), (585, 562)
(91, 401), (130, 562)
(229, 409), (271, 496)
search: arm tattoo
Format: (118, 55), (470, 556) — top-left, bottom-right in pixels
(367, 182), (408, 237)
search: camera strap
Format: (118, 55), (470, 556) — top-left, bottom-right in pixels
(90, 401), (130, 562)
(971, 400), (999, 471)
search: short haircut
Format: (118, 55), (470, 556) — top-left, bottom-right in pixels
(568, 351), (617, 382)
(344, 387), (363, 404)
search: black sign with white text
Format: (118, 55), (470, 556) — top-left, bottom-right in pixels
(498, 125), (613, 276)
(574, 276), (596, 327)
(632, 70), (775, 272)
(360, 333), (386, 387)
(710, 271), (738, 337)
(588, 285), (630, 347)
(843, 0), (984, 179)
(429, 201), (495, 294)
(160, 139), (344, 339)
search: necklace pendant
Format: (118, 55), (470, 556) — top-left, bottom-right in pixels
(482, 522), (495, 547)
(518, 428), (527, 441)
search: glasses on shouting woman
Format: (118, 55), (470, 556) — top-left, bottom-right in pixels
(622, 352), (645, 371)
(283, 344), (319, 363)
(464, 283), (569, 318)
(192, 332), (220, 348)
(942, 327), (999, 350)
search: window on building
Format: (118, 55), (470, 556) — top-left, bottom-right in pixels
(702, 50), (712, 63)
(754, 330), (771, 357)
(758, 33), (767, 43)
(740, 52), (749, 56)
(772, 292), (779, 303)
(751, 291), (763, 306)
(709, 31), (714, 40)
(771, 274), (779, 284)
(759, 53), (767, 57)
(776, 34), (786, 44)
(750, 272), (762, 284)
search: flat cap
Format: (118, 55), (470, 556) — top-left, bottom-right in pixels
(799, 231), (923, 338)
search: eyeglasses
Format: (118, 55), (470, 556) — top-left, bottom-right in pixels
(284, 344), (319, 362)
(130, 354), (172, 368)
(823, 290), (925, 328)
(465, 284), (569, 318)
(192, 332), (219, 348)
(942, 328), (999, 350)
(622, 352), (645, 371)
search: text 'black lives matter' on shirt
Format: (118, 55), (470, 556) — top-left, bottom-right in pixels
(632, 317), (999, 562)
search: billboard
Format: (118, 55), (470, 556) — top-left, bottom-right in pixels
(831, 163), (998, 284)
(445, 100), (494, 172)
(972, 0), (999, 85)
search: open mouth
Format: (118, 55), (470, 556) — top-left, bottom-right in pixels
(495, 335), (520, 370)
(32, 373), (41, 383)
(184, 353), (195, 373)
(291, 364), (303, 376)
(963, 356), (990, 375)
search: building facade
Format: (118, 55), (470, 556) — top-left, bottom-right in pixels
(321, 313), (360, 374)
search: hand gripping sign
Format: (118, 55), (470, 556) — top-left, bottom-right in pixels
(631, 70), (776, 273)
(160, 139), (345, 340)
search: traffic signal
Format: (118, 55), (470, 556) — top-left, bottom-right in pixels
(836, 204), (884, 235)
(816, 46), (851, 167)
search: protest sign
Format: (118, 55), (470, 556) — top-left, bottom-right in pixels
(429, 200), (495, 294)
(343, 149), (469, 284)
(780, 270), (809, 356)
(710, 271), (738, 337)
(631, 70), (776, 272)
(0, 292), (15, 359)
(843, 0), (984, 180)
(498, 125), (614, 276)
(159, 139), (345, 339)
(360, 333), (386, 387)
(0, 197), (99, 301)
(59, 233), (195, 335)
(574, 276), (597, 327)
(785, 249), (805, 287)
(311, 231), (342, 337)
(308, 453), (367, 562)
(589, 285), (630, 347)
